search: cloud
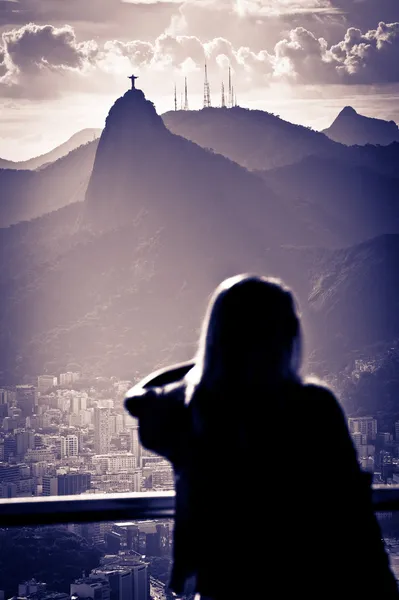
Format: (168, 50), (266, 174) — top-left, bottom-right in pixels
(3, 23), (97, 71)
(233, 0), (339, 17)
(123, 0), (338, 13)
(329, 21), (399, 83)
(274, 20), (399, 84)
(0, 20), (398, 99)
(0, 23), (99, 97)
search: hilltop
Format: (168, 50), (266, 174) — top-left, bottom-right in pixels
(323, 106), (399, 147)
(163, 106), (338, 171)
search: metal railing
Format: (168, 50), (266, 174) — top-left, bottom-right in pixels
(1, 487), (399, 528)
(0, 491), (175, 527)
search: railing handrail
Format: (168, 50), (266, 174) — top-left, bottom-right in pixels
(0, 491), (175, 527)
(1, 487), (399, 528)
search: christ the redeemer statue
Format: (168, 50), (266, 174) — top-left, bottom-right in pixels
(128, 75), (138, 90)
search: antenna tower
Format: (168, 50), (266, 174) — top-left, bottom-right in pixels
(228, 66), (232, 108)
(180, 91), (183, 110)
(184, 77), (189, 111)
(174, 84), (177, 111)
(221, 81), (226, 108)
(203, 62), (211, 108)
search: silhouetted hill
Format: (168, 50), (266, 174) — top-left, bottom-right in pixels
(0, 158), (16, 169)
(0, 141), (98, 227)
(325, 141), (399, 179)
(162, 107), (399, 178)
(323, 106), (399, 146)
(0, 128), (101, 171)
(259, 156), (399, 247)
(162, 107), (338, 171)
(83, 88), (315, 248)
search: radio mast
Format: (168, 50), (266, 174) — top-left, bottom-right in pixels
(203, 62), (211, 108)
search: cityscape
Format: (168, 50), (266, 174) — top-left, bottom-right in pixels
(0, 372), (177, 600)
(2, 370), (399, 599)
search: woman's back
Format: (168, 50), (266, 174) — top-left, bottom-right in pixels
(125, 274), (398, 599)
(127, 378), (398, 598)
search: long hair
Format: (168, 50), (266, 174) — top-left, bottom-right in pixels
(186, 274), (302, 404)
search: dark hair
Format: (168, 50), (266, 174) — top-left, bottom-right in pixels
(186, 274), (302, 400)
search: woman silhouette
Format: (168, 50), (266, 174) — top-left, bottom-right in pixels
(125, 274), (397, 599)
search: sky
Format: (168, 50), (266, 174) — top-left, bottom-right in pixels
(0, 0), (398, 160)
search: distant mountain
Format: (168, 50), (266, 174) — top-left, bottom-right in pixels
(0, 88), (398, 421)
(259, 156), (399, 247)
(323, 106), (399, 147)
(162, 107), (338, 171)
(0, 129), (101, 171)
(0, 140), (98, 227)
(82, 88), (315, 249)
(162, 107), (399, 179)
(326, 141), (399, 179)
(0, 158), (16, 169)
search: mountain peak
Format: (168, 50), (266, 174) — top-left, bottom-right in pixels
(104, 88), (166, 135)
(83, 87), (169, 228)
(339, 106), (357, 117)
(323, 106), (399, 146)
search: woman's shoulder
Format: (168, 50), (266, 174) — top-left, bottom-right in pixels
(302, 377), (336, 398)
(297, 378), (343, 413)
(125, 380), (187, 419)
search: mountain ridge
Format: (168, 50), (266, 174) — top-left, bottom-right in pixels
(0, 128), (101, 172)
(0, 140), (98, 227)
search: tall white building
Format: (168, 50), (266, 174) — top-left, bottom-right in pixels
(56, 437), (67, 459)
(94, 407), (111, 454)
(71, 394), (87, 414)
(42, 476), (58, 496)
(131, 427), (141, 468)
(66, 434), (79, 456)
(348, 416), (377, 440)
(59, 372), (80, 387)
(92, 453), (136, 474)
(109, 414), (125, 436)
